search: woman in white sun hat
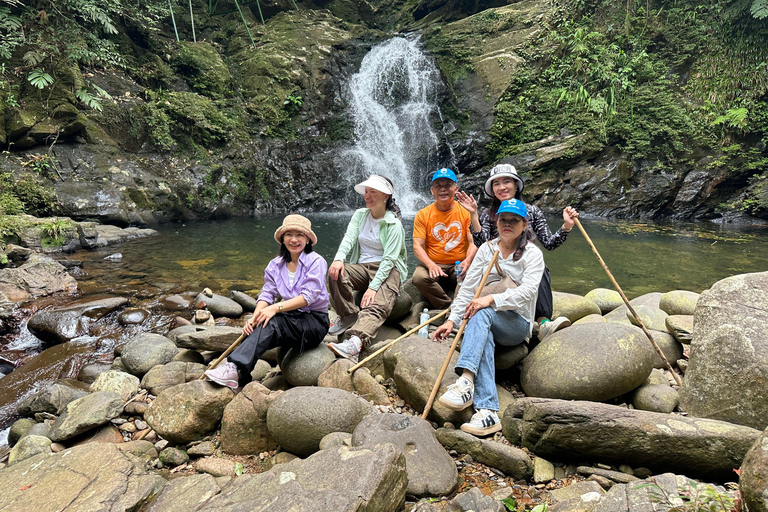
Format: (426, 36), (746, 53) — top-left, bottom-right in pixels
(327, 174), (407, 363)
(457, 163), (578, 341)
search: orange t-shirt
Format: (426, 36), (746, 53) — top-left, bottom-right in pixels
(413, 202), (472, 265)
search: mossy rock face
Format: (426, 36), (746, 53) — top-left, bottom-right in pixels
(7, 110), (38, 140)
(173, 42), (232, 99)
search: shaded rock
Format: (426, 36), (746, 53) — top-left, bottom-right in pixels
(77, 362), (111, 384)
(160, 294), (190, 310)
(89, 370), (140, 402)
(8, 435), (52, 465)
(194, 457), (237, 477)
(159, 447), (189, 466)
(450, 487), (505, 512)
(121, 332), (179, 376)
(221, 382), (279, 455)
(352, 413), (457, 497)
(266, 451), (299, 469)
(573, 313), (606, 325)
(534, 456), (555, 483)
(143, 473), (221, 512)
(495, 344), (528, 370)
(578, 465), (639, 483)
(521, 323), (655, 401)
(356, 339), (389, 378)
(644, 368), (668, 386)
(144, 380), (234, 444)
(188, 441), (215, 457)
(229, 290), (258, 312)
(648, 330), (684, 369)
(195, 293), (243, 318)
(547, 480), (604, 504)
(352, 369), (390, 405)
(659, 290), (700, 316)
(665, 315), (694, 344)
(170, 325), (242, 352)
(17, 380), (88, 416)
(436, 427), (533, 480)
(26, 422), (51, 438)
(318, 358), (356, 393)
(118, 307), (150, 325)
(26, 297), (129, 344)
(369, 324), (404, 345)
(140, 361), (206, 395)
(502, 397), (759, 480)
(197, 444), (407, 512)
(261, 374), (289, 391)
(319, 431), (352, 450)
(585, 288), (623, 314)
(387, 291), (413, 322)
(741, 426), (768, 512)
(552, 292), (601, 322)
(679, 271), (768, 430)
(116, 440), (158, 460)
(173, 349), (205, 364)
(281, 344), (335, 386)
(627, 305), (668, 332)
(68, 423), (124, 446)
(48, 391), (124, 442)
(249, 359), (272, 382)
(589, 474), (731, 512)
(266, 386), (372, 457)
(8, 418), (37, 445)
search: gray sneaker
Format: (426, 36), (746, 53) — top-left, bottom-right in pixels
(539, 316), (571, 340)
(328, 314), (358, 336)
(329, 335), (363, 363)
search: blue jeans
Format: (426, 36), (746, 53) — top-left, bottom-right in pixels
(455, 307), (530, 411)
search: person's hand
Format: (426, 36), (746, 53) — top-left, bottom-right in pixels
(432, 320), (455, 343)
(428, 263), (448, 279)
(562, 206), (579, 231)
(465, 295), (494, 319)
(455, 191), (477, 214)
(242, 317), (256, 336)
(329, 260), (345, 281)
(254, 304), (278, 327)
(361, 288), (377, 308)
(458, 257), (474, 276)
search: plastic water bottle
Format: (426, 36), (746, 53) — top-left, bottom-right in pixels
(418, 308), (430, 338)
(455, 260), (463, 284)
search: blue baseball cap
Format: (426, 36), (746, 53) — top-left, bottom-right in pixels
(497, 199), (528, 219)
(431, 168), (457, 183)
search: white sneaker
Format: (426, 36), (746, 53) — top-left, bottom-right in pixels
(539, 316), (571, 340)
(204, 362), (239, 389)
(328, 314), (358, 336)
(329, 335), (363, 363)
(460, 409), (501, 436)
(438, 376), (474, 411)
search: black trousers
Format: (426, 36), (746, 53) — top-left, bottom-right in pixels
(228, 310), (329, 387)
(534, 267), (553, 321)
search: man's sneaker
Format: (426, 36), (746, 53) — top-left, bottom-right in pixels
(204, 362), (239, 389)
(460, 409), (501, 436)
(329, 335), (363, 363)
(538, 316), (571, 340)
(328, 314), (358, 336)
(438, 376), (474, 411)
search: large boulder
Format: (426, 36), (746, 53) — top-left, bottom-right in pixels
(197, 444), (407, 512)
(551, 292), (601, 323)
(0, 254), (77, 302)
(627, 305), (668, 332)
(194, 292), (243, 318)
(89, 370), (140, 402)
(436, 427), (532, 480)
(26, 297), (129, 344)
(16, 380), (88, 416)
(221, 382), (280, 455)
(143, 473), (222, 512)
(741, 427), (768, 512)
(0, 443), (165, 511)
(352, 413), (457, 497)
(502, 397), (759, 480)
(144, 380), (234, 444)
(521, 323), (655, 401)
(121, 332), (179, 376)
(659, 290), (700, 316)
(679, 272), (768, 430)
(140, 361), (206, 395)
(48, 391), (124, 442)
(170, 325), (243, 352)
(266, 387), (372, 457)
(584, 288), (623, 314)
(604, 292), (662, 324)
(281, 344), (336, 386)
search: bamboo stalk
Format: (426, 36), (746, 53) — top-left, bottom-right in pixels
(189, 0), (196, 42)
(232, 0), (257, 47)
(169, 0), (180, 42)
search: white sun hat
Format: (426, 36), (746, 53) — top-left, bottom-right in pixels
(354, 175), (394, 196)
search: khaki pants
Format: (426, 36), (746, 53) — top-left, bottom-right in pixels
(412, 262), (457, 309)
(328, 262), (401, 345)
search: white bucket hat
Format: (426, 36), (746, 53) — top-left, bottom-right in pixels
(484, 164), (524, 197)
(354, 175), (394, 196)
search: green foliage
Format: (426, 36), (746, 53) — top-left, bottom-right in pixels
(38, 218), (73, 245)
(752, 0), (768, 18)
(0, 171), (60, 216)
(75, 84), (111, 112)
(28, 68), (54, 89)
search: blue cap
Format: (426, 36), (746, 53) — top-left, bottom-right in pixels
(497, 199), (528, 219)
(431, 168), (457, 182)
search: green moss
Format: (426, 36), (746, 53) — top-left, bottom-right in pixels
(0, 171), (60, 217)
(173, 42), (232, 99)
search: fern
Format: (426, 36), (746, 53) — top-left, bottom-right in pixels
(23, 51), (45, 66)
(75, 88), (102, 111)
(752, 0), (768, 18)
(28, 68), (54, 89)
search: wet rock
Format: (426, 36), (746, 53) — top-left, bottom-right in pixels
(521, 323), (655, 401)
(17, 380), (89, 416)
(351, 368), (390, 405)
(142, 473), (221, 512)
(627, 305), (668, 332)
(159, 447), (189, 466)
(144, 380), (234, 444)
(352, 413), (457, 497)
(77, 362), (111, 384)
(679, 271), (768, 430)
(659, 290), (700, 316)
(317, 358), (356, 393)
(585, 288), (623, 314)
(0, 443), (165, 510)
(8, 418), (37, 445)
(436, 427), (533, 480)
(48, 391), (124, 442)
(197, 444), (407, 512)
(665, 315), (693, 344)
(740, 426), (768, 512)
(140, 361), (206, 395)
(552, 292), (601, 323)
(170, 325), (242, 352)
(195, 293), (243, 318)
(194, 457), (237, 477)
(121, 332), (179, 376)
(229, 290), (258, 312)
(8, 435), (52, 465)
(160, 294), (190, 310)
(26, 297), (129, 344)
(89, 370), (140, 402)
(281, 344), (335, 386)
(502, 397), (758, 480)
(266, 386), (372, 457)
(0, 254), (77, 302)
(221, 382), (279, 455)
(118, 308), (150, 325)
(495, 344), (528, 370)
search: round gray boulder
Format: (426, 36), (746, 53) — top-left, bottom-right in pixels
(121, 333), (179, 376)
(628, 305), (668, 332)
(605, 292), (663, 324)
(585, 288), (623, 314)
(552, 292), (601, 323)
(89, 370), (140, 402)
(281, 344), (336, 387)
(140, 361), (206, 395)
(632, 384), (679, 413)
(659, 290), (700, 316)
(194, 293), (243, 318)
(521, 323), (656, 401)
(648, 330), (684, 369)
(118, 308), (150, 326)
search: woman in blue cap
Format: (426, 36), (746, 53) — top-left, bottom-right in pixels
(433, 199), (545, 436)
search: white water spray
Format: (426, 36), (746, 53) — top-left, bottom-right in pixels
(342, 37), (446, 214)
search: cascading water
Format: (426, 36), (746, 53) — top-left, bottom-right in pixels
(341, 36), (449, 214)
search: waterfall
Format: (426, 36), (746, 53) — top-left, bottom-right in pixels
(341, 36), (447, 214)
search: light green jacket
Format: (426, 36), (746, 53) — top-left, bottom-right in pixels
(333, 208), (408, 291)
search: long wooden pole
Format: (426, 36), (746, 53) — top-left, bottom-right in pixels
(421, 250), (501, 420)
(573, 218), (682, 386)
(348, 308), (451, 374)
(199, 332), (246, 379)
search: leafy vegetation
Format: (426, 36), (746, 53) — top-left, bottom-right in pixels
(638, 478), (741, 511)
(0, 170), (59, 216)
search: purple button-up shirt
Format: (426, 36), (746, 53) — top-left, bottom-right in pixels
(258, 251), (329, 313)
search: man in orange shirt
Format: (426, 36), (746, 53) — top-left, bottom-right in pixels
(413, 168), (478, 309)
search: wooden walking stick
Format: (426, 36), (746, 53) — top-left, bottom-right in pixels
(348, 308), (451, 374)
(573, 218), (683, 386)
(199, 332), (246, 379)
(421, 250), (501, 420)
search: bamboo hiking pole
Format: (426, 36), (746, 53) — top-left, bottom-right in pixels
(199, 332), (246, 380)
(348, 308), (451, 374)
(573, 218), (683, 386)
(421, 250), (501, 420)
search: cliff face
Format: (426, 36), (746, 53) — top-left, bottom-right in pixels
(1, 0), (766, 225)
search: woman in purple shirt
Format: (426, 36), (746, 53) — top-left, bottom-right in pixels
(205, 214), (330, 388)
